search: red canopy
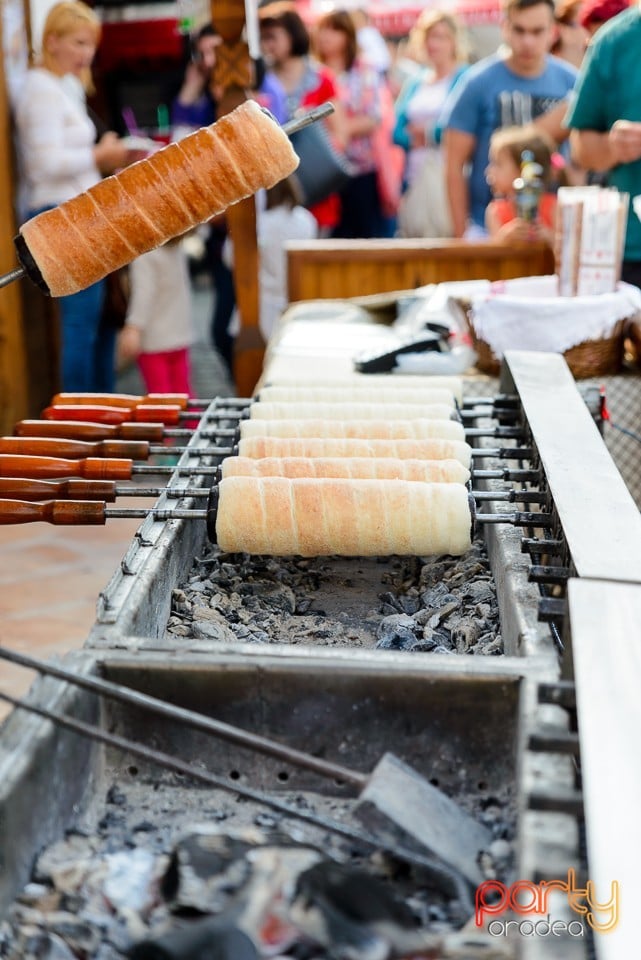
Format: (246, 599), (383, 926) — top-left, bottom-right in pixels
(298, 0), (502, 36)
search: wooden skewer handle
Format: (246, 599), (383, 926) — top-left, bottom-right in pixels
(0, 477), (117, 501)
(14, 420), (167, 442)
(0, 454), (134, 480)
(0, 498), (106, 525)
(42, 404), (184, 425)
(0, 436), (151, 460)
(52, 392), (190, 410)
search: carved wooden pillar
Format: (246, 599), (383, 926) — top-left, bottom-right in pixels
(211, 0), (264, 397)
(0, 6), (28, 431)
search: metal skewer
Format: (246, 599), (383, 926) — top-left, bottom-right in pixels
(0, 105), (334, 294)
(0, 685), (468, 894)
(282, 102), (334, 135)
(15, 419), (232, 441)
(0, 454), (231, 479)
(0, 478), (212, 502)
(0, 265), (25, 290)
(0, 497), (554, 531)
(0, 436), (236, 460)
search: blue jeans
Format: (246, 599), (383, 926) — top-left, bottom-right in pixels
(29, 206), (111, 391)
(58, 280), (107, 391)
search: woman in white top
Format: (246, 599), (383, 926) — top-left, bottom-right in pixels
(393, 11), (467, 238)
(14, 0), (133, 392)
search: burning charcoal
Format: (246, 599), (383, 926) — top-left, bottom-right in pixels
(462, 581), (496, 604)
(16, 885), (61, 913)
(419, 583), (454, 610)
(397, 595), (420, 616)
(418, 560), (452, 588)
(287, 861), (447, 959)
(451, 619), (482, 654)
(427, 599), (461, 629)
(484, 637), (503, 655)
(106, 786), (127, 806)
(488, 839), (513, 872)
(129, 918), (259, 960)
(19, 930), (77, 959)
(160, 829), (258, 913)
(46, 913), (102, 954)
(191, 614), (237, 643)
(295, 598), (313, 614)
(103, 849), (159, 916)
(375, 615), (417, 651)
(171, 589), (192, 615)
(33, 835), (99, 894)
(98, 810), (127, 832)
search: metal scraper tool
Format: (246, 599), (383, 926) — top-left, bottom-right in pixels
(0, 645), (489, 885)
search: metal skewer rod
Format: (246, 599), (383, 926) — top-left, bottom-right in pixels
(0, 478), (541, 504)
(0, 454), (232, 479)
(0, 265), (26, 289)
(0, 105), (336, 295)
(473, 490), (547, 503)
(15, 419), (232, 441)
(0, 477), (212, 502)
(282, 101), (334, 135)
(469, 446), (533, 459)
(0, 498), (554, 530)
(43, 403), (237, 424)
(472, 468), (540, 481)
(0, 685), (466, 889)
(465, 427), (524, 439)
(0, 436), (236, 460)
(475, 511), (553, 527)
(0, 645), (364, 787)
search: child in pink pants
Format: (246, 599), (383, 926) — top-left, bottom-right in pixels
(118, 237), (194, 395)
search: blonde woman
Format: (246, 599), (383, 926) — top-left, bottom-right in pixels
(14, 0), (135, 392)
(393, 10), (467, 237)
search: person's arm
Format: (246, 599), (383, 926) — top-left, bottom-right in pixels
(563, 39), (641, 172)
(570, 122), (641, 171)
(344, 67), (381, 140)
(442, 128), (475, 239)
(534, 100), (571, 144)
(392, 74), (420, 151)
(15, 73), (97, 181)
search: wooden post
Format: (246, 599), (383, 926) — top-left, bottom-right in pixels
(0, 8), (29, 432)
(212, 0), (264, 397)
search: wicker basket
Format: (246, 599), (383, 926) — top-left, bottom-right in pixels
(458, 298), (627, 379)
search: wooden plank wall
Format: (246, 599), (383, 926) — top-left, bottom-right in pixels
(0, 12), (28, 433)
(287, 239), (555, 302)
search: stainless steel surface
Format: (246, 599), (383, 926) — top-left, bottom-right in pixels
(501, 351), (641, 582)
(569, 578), (640, 959)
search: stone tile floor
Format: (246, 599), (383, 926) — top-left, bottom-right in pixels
(0, 281), (234, 720)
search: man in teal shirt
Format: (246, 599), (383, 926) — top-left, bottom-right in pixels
(566, 4), (641, 286)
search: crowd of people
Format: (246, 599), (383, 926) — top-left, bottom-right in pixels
(10, 0), (641, 392)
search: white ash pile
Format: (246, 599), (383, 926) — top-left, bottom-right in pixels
(0, 792), (514, 960)
(167, 540), (502, 655)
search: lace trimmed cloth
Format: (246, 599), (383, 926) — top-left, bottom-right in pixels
(468, 275), (641, 359)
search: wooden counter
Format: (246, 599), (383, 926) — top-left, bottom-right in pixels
(287, 239), (555, 302)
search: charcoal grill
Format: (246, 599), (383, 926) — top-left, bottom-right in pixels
(0, 350), (639, 960)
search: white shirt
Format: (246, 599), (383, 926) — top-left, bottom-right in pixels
(405, 74), (451, 186)
(14, 67), (100, 213)
(126, 242), (194, 354)
(357, 26), (391, 74)
(225, 202), (318, 342)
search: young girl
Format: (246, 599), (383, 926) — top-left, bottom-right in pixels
(224, 176), (318, 344)
(485, 125), (562, 245)
(118, 237), (194, 395)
